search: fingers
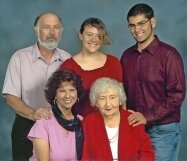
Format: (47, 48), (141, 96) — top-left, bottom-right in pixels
(127, 109), (135, 113)
(128, 112), (147, 126)
(33, 108), (52, 120)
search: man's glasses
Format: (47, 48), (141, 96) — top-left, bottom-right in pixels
(128, 18), (150, 30)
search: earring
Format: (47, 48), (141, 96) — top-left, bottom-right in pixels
(77, 97), (79, 103)
(54, 98), (57, 105)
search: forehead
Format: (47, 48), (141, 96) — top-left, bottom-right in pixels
(59, 81), (75, 88)
(83, 25), (100, 34)
(39, 14), (61, 26)
(98, 88), (117, 97)
(128, 14), (146, 23)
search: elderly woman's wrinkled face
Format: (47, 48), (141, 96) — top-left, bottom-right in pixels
(96, 88), (120, 117)
(55, 81), (77, 111)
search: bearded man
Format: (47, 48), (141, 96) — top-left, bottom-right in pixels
(2, 12), (71, 161)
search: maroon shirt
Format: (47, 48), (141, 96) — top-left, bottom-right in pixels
(120, 36), (185, 126)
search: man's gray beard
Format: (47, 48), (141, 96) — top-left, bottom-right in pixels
(38, 38), (60, 50)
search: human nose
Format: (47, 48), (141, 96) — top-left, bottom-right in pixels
(49, 27), (55, 35)
(105, 98), (111, 107)
(133, 25), (142, 32)
(90, 34), (98, 42)
(64, 91), (70, 98)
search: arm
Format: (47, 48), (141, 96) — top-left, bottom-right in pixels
(136, 125), (155, 161)
(152, 50), (186, 120)
(128, 110), (147, 126)
(6, 94), (51, 121)
(28, 117), (50, 161)
(32, 138), (50, 161)
(145, 49), (186, 123)
(128, 49), (185, 125)
(3, 52), (51, 121)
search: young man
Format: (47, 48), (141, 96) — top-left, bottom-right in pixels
(2, 12), (71, 161)
(120, 3), (185, 161)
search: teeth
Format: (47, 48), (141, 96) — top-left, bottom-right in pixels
(64, 100), (71, 103)
(88, 42), (97, 46)
(136, 32), (143, 37)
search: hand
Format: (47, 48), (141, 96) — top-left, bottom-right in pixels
(31, 107), (51, 121)
(128, 110), (147, 126)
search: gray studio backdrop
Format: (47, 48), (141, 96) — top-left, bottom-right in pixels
(0, 0), (186, 160)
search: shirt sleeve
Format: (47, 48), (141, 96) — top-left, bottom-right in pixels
(28, 119), (49, 142)
(147, 48), (186, 123)
(2, 53), (21, 97)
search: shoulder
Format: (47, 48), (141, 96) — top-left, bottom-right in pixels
(83, 112), (101, 125)
(121, 45), (136, 58)
(107, 54), (120, 61)
(154, 40), (184, 65)
(158, 41), (176, 51)
(155, 38), (181, 56)
(11, 45), (34, 58)
(56, 48), (71, 60)
(7, 45), (35, 65)
(60, 57), (75, 68)
(120, 108), (132, 120)
(120, 109), (145, 131)
(77, 114), (83, 121)
(106, 54), (121, 65)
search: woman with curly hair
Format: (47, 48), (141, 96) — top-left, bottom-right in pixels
(28, 69), (84, 161)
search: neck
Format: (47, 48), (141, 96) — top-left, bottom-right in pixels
(137, 34), (155, 52)
(80, 49), (101, 57)
(57, 103), (73, 120)
(38, 44), (54, 63)
(104, 112), (120, 128)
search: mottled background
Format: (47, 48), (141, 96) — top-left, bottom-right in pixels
(0, 0), (186, 160)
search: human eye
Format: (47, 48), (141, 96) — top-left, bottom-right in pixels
(69, 88), (76, 92)
(137, 21), (146, 27)
(96, 35), (101, 40)
(86, 32), (93, 37)
(42, 25), (50, 30)
(59, 89), (66, 93)
(128, 24), (135, 29)
(98, 97), (106, 101)
(54, 25), (61, 30)
(110, 95), (117, 100)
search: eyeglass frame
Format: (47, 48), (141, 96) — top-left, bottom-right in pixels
(128, 18), (151, 30)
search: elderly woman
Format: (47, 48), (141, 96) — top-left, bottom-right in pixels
(28, 69), (84, 161)
(82, 77), (155, 161)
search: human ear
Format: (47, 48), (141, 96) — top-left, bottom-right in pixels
(79, 32), (83, 40)
(150, 17), (156, 28)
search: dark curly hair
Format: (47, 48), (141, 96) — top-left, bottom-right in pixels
(45, 69), (84, 106)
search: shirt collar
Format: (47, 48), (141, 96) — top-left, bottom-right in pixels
(144, 35), (159, 56)
(132, 35), (160, 56)
(32, 43), (62, 62)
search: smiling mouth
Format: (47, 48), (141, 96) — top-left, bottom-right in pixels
(64, 100), (72, 104)
(105, 108), (113, 111)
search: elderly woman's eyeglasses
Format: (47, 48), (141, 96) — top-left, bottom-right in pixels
(128, 18), (150, 30)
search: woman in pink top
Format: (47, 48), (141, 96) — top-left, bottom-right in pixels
(60, 18), (123, 116)
(28, 69), (84, 161)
